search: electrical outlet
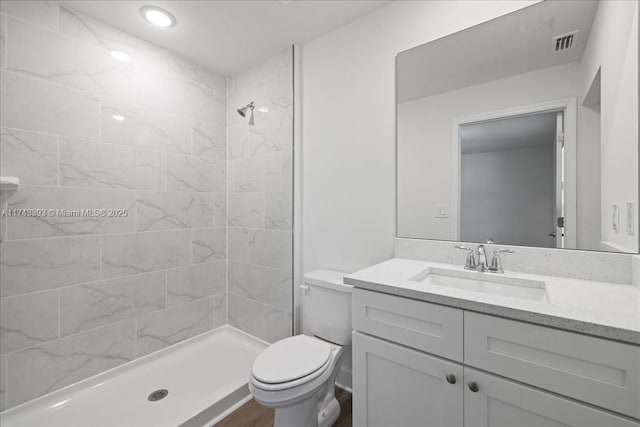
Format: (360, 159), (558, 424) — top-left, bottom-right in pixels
(627, 201), (635, 236)
(612, 204), (619, 233)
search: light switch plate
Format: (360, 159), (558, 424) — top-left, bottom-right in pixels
(435, 205), (449, 218)
(612, 204), (619, 233)
(627, 201), (635, 236)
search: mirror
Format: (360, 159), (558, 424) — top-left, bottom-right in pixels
(396, 0), (638, 253)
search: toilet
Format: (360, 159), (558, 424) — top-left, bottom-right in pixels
(249, 270), (352, 427)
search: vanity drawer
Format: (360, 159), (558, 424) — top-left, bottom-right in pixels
(464, 312), (640, 419)
(352, 288), (463, 362)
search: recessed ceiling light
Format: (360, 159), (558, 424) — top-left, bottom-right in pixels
(140, 6), (177, 28)
(112, 115), (125, 121)
(110, 51), (131, 62)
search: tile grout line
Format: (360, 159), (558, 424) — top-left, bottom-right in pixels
(0, 267), (199, 300)
(134, 316), (138, 359)
(56, 135), (61, 186)
(57, 288), (61, 339)
(2, 227), (224, 243)
(1, 291), (216, 361)
(4, 352), (8, 411)
(224, 76), (229, 326)
(0, 123), (211, 157)
(55, 3), (60, 34)
(99, 234), (103, 280)
(1, 318), (136, 359)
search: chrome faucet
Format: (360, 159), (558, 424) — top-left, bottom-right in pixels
(455, 244), (515, 273)
(476, 244), (488, 272)
(454, 245), (477, 270)
(488, 248), (515, 273)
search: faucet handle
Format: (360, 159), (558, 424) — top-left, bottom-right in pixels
(489, 249), (514, 273)
(454, 245), (477, 270)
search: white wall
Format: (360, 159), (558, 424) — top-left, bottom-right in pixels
(578, 105), (602, 250)
(301, 0), (538, 275)
(397, 63), (581, 240)
(581, 0), (638, 252)
(461, 145), (555, 248)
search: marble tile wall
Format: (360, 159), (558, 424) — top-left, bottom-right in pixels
(0, 2), (227, 411)
(226, 48), (294, 343)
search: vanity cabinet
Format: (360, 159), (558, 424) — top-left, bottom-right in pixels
(463, 368), (637, 427)
(464, 312), (640, 417)
(352, 332), (463, 427)
(352, 288), (640, 427)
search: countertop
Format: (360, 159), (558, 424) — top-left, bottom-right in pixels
(344, 258), (640, 345)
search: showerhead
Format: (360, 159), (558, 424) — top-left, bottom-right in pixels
(237, 105), (249, 117)
(237, 102), (255, 125)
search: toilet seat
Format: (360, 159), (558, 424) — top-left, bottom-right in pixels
(251, 335), (333, 387)
(249, 335), (344, 409)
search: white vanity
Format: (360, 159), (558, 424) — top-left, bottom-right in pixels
(347, 258), (640, 427)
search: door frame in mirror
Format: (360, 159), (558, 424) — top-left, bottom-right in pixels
(450, 97), (578, 248)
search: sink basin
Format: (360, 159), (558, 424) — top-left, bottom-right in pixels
(410, 267), (548, 302)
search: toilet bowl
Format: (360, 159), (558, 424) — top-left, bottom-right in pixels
(249, 335), (345, 427)
(249, 270), (352, 427)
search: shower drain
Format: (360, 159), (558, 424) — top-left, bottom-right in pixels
(148, 389), (169, 402)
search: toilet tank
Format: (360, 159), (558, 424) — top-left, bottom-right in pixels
(302, 270), (353, 345)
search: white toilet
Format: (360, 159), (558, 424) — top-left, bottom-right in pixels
(249, 270), (352, 427)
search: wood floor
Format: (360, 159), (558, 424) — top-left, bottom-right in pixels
(216, 387), (352, 427)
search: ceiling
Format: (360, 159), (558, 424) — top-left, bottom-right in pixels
(461, 112), (557, 155)
(397, 0), (598, 103)
(62, 0), (389, 75)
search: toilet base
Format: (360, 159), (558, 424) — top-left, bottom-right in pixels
(317, 394), (340, 427)
(274, 396), (318, 427)
(273, 390), (341, 427)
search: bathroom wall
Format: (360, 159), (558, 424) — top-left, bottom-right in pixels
(301, 0), (539, 274)
(0, 2), (226, 411)
(581, 0), (638, 252)
(396, 63), (580, 241)
(226, 48), (294, 343)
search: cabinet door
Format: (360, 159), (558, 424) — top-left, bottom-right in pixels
(464, 368), (640, 427)
(353, 331), (463, 427)
(464, 312), (640, 418)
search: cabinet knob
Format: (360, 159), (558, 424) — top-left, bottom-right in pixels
(446, 374), (456, 384)
(468, 382), (479, 392)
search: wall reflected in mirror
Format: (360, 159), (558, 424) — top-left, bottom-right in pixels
(396, 0), (638, 253)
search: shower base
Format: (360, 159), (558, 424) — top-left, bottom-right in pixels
(0, 326), (267, 427)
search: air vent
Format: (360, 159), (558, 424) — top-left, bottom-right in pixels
(552, 31), (579, 53)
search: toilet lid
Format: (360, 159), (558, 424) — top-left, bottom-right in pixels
(252, 335), (332, 384)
